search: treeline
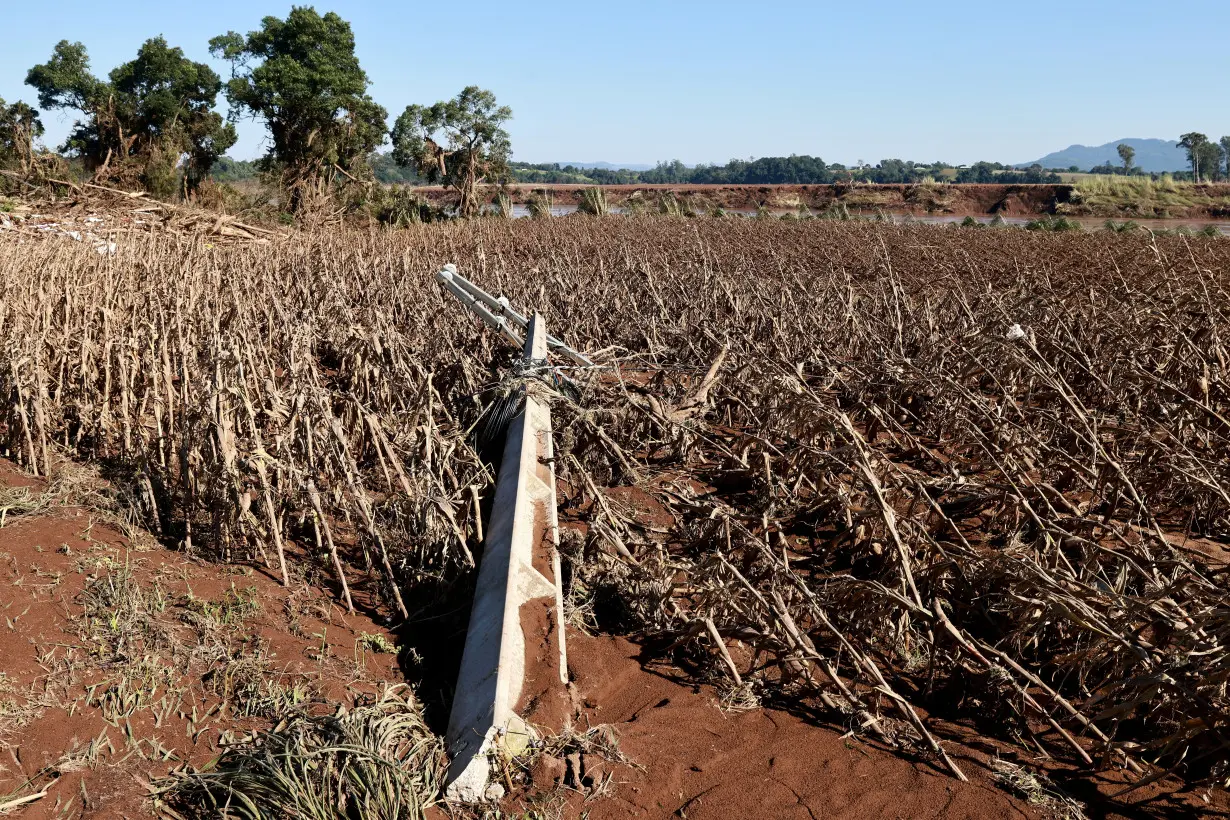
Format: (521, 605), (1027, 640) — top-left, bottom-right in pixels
(194, 152), (1067, 189)
(1063, 137), (1230, 182)
(9, 2), (1189, 225)
(508, 157), (1062, 186)
(0, 7), (511, 218)
(212, 152), (424, 186)
(1174, 133), (1230, 182)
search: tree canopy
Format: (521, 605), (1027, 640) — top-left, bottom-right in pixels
(1179, 132), (1210, 181)
(391, 86), (511, 217)
(25, 38), (235, 193)
(0, 97), (43, 173)
(210, 6), (387, 206)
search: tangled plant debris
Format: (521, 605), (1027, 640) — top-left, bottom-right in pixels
(0, 216), (1227, 805)
(155, 685), (442, 819)
(0, 182), (282, 251)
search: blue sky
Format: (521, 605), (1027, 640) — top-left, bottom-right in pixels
(2, 0), (1228, 167)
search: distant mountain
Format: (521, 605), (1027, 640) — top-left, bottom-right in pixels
(1016, 139), (1188, 173)
(553, 161), (654, 171)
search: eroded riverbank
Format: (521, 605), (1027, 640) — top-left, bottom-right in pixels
(413, 181), (1230, 221)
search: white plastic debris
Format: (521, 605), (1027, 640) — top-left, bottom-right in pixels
(1006, 323), (1027, 341)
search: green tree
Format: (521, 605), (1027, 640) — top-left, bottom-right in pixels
(1219, 136), (1230, 181)
(209, 7), (387, 210)
(26, 38), (234, 194)
(0, 98), (44, 173)
(1179, 132), (1209, 181)
(1196, 141), (1224, 183)
(25, 41), (111, 162)
(391, 87), (511, 218)
(1116, 143), (1135, 172)
(112, 38), (237, 190)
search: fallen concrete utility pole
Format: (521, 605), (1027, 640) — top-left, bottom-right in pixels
(439, 269), (572, 802)
(436, 264), (594, 367)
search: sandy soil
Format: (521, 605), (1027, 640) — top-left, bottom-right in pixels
(0, 456), (1224, 820)
(493, 612), (1229, 820)
(0, 461), (405, 818)
(561, 634), (1038, 820)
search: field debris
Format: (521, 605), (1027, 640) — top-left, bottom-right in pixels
(991, 759), (1088, 819)
(0, 216), (1227, 815)
(154, 685), (442, 820)
(0, 183), (282, 250)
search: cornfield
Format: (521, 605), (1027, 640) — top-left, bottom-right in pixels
(0, 217), (1227, 793)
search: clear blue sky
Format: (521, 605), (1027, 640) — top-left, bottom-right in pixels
(2, 0), (1228, 167)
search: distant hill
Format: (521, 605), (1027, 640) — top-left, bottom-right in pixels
(1017, 139), (1188, 173)
(553, 161), (654, 171)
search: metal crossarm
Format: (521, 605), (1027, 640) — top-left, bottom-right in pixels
(436, 264), (595, 366)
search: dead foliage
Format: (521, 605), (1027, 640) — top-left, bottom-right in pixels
(154, 685), (442, 819)
(0, 217), (1227, 800)
(0, 179), (282, 247)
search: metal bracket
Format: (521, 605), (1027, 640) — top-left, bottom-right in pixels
(436, 264), (595, 367)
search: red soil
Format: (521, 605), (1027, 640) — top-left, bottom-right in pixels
(1, 459), (1224, 819)
(565, 634), (1036, 820)
(496, 626), (1230, 820)
(0, 462), (405, 819)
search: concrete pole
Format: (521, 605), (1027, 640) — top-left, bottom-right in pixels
(444, 312), (568, 802)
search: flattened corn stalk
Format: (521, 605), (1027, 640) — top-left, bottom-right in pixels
(1, 218), (1227, 795)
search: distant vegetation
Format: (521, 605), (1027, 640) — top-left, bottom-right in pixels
(1057, 173), (1230, 218)
(211, 153), (423, 185)
(209, 9), (387, 212)
(391, 86), (512, 217)
(507, 157), (1062, 186)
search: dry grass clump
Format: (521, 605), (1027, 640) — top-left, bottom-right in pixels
(991, 759), (1087, 819)
(577, 186), (610, 216)
(1, 217), (1228, 798)
(78, 559), (171, 661)
(155, 685), (442, 819)
(205, 651), (314, 719)
(1062, 174), (1230, 217)
(0, 485), (50, 526)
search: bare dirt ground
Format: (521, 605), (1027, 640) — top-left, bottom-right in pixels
(548, 633), (1040, 820)
(1, 460), (1224, 820)
(0, 460), (405, 818)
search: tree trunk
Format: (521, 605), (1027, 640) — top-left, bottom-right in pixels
(459, 152), (480, 218)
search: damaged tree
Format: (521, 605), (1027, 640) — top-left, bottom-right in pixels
(0, 97), (43, 176)
(209, 8), (387, 213)
(392, 87), (511, 218)
(25, 38), (236, 196)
